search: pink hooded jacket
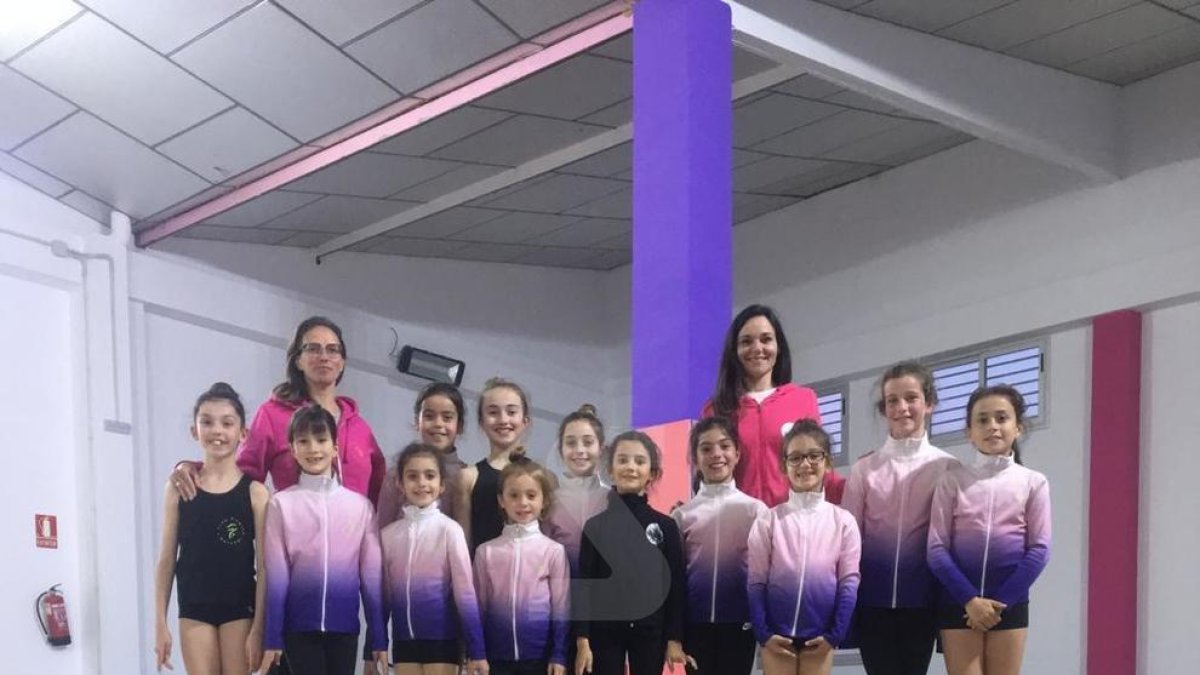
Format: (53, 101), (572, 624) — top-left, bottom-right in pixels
(236, 395), (386, 505)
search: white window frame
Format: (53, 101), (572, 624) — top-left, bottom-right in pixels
(810, 379), (851, 467)
(926, 338), (1048, 446)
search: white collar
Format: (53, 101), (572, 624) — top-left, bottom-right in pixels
(504, 521), (541, 539)
(560, 473), (602, 489)
(973, 451), (1015, 473)
(402, 502), (440, 520)
(698, 478), (737, 497)
(788, 489), (824, 511)
(881, 433), (928, 459)
(297, 472), (337, 492)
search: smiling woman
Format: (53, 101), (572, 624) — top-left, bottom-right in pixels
(168, 316), (387, 505)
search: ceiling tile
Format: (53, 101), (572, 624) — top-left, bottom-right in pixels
(821, 120), (966, 164)
(390, 206), (504, 238)
(590, 34), (631, 62)
(1005, 4), (1185, 70)
(173, 2), (397, 141)
(447, 241), (538, 263)
(59, 190), (113, 223)
(369, 106), (512, 156)
(451, 212), (581, 243)
(815, 0), (872, 9)
(478, 0), (610, 38)
(178, 224), (294, 244)
(937, 0), (1139, 52)
(262, 195), (418, 233)
(578, 98), (631, 127)
(733, 45), (778, 79)
(733, 192), (801, 223)
(855, 0), (1013, 33)
(0, 64), (74, 150)
(751, 109), (905, 158)
(574, 249), (631, 270)
(476, 173), (627, 213)
(431, 115), (609, 165)
(562, 185), (631, 218)
(823, 90), (902, 115)
(13, 112), (209, 218)
(204, 190), (323, 227)
(276, 0), (424, 45)
(475, 54), (630, 120)
(788, 162), (887, 198)
(1066, 23), (1200, 85)
(510, 246), (603, 267)
(284, 152), (461, 198)
(367, 237), (468, 257)
(735, 156), (831, 193)
(277, 230), (338, 248)
(559, 143), (631, 177)
(136, 184), (233, 225)
(346, 0), (517, 94)
(598, 230), (631, 250)
(0, 0), (81, 60)
(734, 93), (844, 146)
(157, 107), (298, 182)
(84, 0), (256, 53)
(536, 217), (629, 247)
(771, 74), (845, 100)
(0, 151), (72, 197)
(12, 13), (232, 144)
(389, 163), (506, 202)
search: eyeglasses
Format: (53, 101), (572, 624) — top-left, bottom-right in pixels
(784, 451), (828, 467)
(300, 342), (344, 358)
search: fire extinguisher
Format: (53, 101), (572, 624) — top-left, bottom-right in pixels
(36, 584), (71, 647)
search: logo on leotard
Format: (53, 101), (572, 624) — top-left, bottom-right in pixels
(217, 517), (246, 546)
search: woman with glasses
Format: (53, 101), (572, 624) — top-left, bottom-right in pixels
(169, 316), (386, 505)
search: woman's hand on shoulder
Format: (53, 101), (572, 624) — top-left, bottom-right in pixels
(169, 461), (201, 501)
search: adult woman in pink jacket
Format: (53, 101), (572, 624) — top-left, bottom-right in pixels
(171, 316), (386, 505)
(704, 305), (841, 507)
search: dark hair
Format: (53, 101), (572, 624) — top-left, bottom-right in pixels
(498, 455), (557, 519)
(965, 385), (1027, 464)
(557, 404), (605, 452)
(603, 430), (663, 486)
(274, 316), (347, 402)
(287, 404), (337, 445)
(414, 382), (466, 435)
(711, 304), (793, 418)
(688, 416), (740, 467)
(394, 442), (448, 482)
(193, 381), (246, 426)
(876, 360), (938, 415)
(780, 418), (831, 468)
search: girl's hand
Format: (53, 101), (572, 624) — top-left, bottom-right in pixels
(575, 638), (593, 675)
(170, 462), (200, 501)
(764, 635), (797, 659)
(260, 649), (282, 673)
(965, 597), (1005, 631)
(548, 663), (566, 675)
(465, 658), (489, 674)
(154, 622), (173, 671)
(370, 650), (388, 674)
(803, 636), (832, 655)
(665, 640), (697, 672)
(244, 624), (263, 672)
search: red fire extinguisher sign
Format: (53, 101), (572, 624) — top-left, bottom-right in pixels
(36, 514), (58, 549)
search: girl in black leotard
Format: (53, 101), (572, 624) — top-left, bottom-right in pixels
(459, 377), (532, 555)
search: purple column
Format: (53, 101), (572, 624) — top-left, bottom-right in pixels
(631, 0), (732, 428)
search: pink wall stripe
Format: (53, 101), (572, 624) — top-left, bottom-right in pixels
(1088, 310), (1141, 675)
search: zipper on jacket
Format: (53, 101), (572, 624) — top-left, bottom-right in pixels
(980, 481), (995, 595)
(321, 491), (330, 631)
(891, 476), (907, 608)
(511, 539), (521, 660)
(404, 520), (422, 639)
(790, 521), (809, 636)
(710, 494), (722, 623)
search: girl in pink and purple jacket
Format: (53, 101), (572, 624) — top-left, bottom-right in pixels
(260, 405), (387, 675)
(475, 456), (570, 675)
(381, 443), (487, 675)
(542, 404), (609, 575)
(748, 419), (861, 675)
(672, 417), (768, 675)
(928, 385), (1051, 675)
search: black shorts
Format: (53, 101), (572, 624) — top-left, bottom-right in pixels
(937, 601), (1029, 631)
(178, 603), (254, 627)
(392, 638), (461, 665)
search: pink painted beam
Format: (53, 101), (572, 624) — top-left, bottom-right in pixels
(1088, 310), (1141, 675)
(136, 4), (633, 247)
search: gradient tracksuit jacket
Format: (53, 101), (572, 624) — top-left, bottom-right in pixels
(672, 479), (769, 626)
(747, 491), (861, 646)
(379, 503), (486, 660)
(262, 473), (386, 651)
(542, 474), (609, 576)
(927, 453), (1052, 609)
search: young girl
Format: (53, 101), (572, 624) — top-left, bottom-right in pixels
(154, 382), (269, 674)
(748, 419), (861, 675)
(381, 443), (488, 675)
(260, 405), (387, 675)
(841, 362), (959, 675)
(475, 456), (570, 675)
(672, 417), (768, 675)
(927, 385), (1051, 675)
(543, 404), (609, 573)
(575, 431), (687, 675)
(703, 305), (844, 507)
(377, 382), (469, 528)
(460, 377), (532, 554)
